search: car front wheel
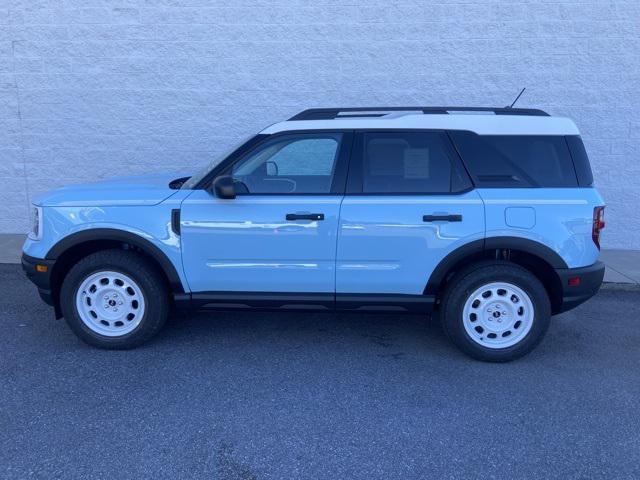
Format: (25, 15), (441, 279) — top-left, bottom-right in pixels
(60, 249), (169, 349)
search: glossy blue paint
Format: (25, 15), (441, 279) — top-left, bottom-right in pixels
(31, 172), (186, 207)
(478, 188), (604, 268)
(505, 207), (536, 229)
(180, 189), (342, 293)
(23, 173), (192, 289)
(22, 168), (605, 298)
(336, 191), (485, 295)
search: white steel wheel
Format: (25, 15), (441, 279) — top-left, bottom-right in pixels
(462, 282), (534, 349)
(75, 270), (146, 337)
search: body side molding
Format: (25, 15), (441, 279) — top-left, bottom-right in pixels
(191, 292), (334, 311)
(336, 293), (435, 313)
(177, 292), (435, 313)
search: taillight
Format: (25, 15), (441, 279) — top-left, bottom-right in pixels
(592, 206), (605, 249)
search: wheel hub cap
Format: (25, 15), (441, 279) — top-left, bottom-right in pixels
(462, 282), (534, 349)
(75, 271), (146, 337)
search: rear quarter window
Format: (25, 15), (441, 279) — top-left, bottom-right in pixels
(449, 131), (580, 188)
(566, 136), (594, 186)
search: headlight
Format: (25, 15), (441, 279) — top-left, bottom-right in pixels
(28, 206), (43, 240)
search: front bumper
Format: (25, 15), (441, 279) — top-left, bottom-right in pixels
(555, 261), (605, 313)
(21, 253), (56, 307)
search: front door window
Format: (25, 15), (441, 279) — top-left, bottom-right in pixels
(229, 133), (343, 194)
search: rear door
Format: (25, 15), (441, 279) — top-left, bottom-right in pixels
(336, 130), (485, 297)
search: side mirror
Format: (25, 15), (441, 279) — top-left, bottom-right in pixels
(211, 175), (236, 199)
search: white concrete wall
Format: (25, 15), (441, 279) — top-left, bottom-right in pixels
(1, 0), (638, 248)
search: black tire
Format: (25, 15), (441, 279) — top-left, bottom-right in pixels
(60, 249), (169, 349)
(440, 261), (551, 362)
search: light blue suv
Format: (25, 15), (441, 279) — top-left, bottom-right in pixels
(22, 107), (605, 361)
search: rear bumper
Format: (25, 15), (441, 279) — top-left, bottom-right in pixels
(554, 261), (605, 313)
(21, 253), (56, 307)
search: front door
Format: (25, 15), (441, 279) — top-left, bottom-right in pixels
(180, 131), (352, 299)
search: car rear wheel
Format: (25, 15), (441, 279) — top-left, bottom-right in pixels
(60, 249), (169, 349)
(441, 261), (551, 362)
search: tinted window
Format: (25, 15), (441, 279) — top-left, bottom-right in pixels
(229, 133), (342, 194)
(360, 131), (469, 193)
(566, 136), (594, 186)
(450, 131), (579, 188)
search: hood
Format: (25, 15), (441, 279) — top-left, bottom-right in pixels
(33, 172), (191, 207)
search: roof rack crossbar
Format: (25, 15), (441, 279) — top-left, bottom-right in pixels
(288, 106), (549, 121)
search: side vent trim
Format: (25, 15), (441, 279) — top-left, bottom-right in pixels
(171, 209), (181, 235)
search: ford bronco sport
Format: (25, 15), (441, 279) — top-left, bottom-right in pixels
(22, 106), (605, 361)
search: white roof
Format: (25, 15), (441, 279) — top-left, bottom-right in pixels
(260, 113), (580, 136)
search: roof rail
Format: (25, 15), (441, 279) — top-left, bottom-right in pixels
(288, 106), (549, 121)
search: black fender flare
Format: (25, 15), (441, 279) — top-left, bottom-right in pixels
(425, 236), (568, 295)
(46, 228), (185, 293)
(483, 236), (568, 269)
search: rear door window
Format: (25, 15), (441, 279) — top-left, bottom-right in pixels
(353, 131), (471, 194)
(449, 131), (579, 188)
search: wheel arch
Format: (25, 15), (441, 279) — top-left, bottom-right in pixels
(46, 228), (184, 318)
(426, 236), (567, 313)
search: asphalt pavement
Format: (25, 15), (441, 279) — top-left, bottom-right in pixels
(1, 264), (639, 480)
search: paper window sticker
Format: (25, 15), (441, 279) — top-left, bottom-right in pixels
(404, 148), (430, 178)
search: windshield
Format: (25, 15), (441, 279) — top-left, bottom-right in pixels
(181, 135), (253, 189)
